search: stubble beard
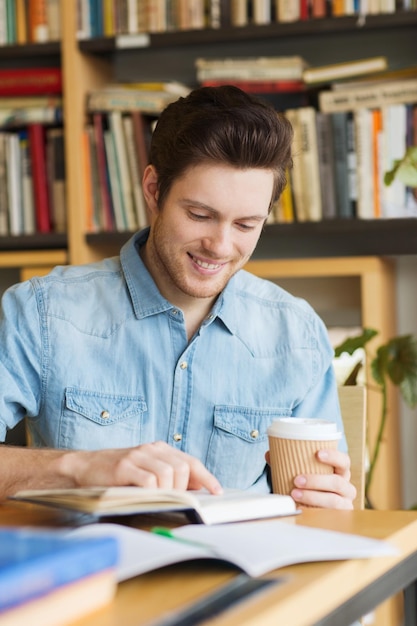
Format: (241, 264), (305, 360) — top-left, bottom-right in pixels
(150, 223), (246, 301)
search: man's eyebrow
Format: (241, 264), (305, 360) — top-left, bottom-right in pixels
(181, 199), (268, 221)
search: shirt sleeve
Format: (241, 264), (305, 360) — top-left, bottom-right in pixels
(0, 280), (43, 440)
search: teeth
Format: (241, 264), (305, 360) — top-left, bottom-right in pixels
(195, 258), (221, 270)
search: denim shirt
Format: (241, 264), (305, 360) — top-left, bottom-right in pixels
(0, 229), (346, 492)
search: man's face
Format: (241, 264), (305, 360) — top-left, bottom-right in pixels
(145, 163), (274, 303)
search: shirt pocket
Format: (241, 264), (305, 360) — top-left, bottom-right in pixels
(205, 405), (292, 490)
(59, 387), (147, 450)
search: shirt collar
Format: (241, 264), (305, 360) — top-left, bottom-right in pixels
(120, 227), (239, 334)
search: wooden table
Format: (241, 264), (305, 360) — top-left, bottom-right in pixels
(1, 501), (417, 626)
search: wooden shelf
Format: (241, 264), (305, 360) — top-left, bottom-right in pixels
(0, 234), (67, 252)
(0, 41), (60, 58)
(86, 218), (417, 259)
(0, 249), (67, 269)
(79, 13), (417, 52)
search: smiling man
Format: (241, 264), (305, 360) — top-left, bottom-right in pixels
(0, 86), (355, 509)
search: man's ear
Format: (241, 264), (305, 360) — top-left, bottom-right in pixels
(142, 165), (159, 219)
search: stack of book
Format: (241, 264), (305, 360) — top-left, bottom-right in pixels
(0, 66), (65, 237)
(195, 55), (310, 110)
(0, 527), (118, 626)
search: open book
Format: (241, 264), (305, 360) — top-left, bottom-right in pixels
(11, 487), (298, 525)
(68, 519), (398, 581)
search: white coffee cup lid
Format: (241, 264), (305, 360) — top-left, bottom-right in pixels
(267, 418), (342, 441)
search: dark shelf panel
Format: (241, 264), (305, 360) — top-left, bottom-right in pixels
(0, 233), (67, 251)
(86, 219), (417, 259)
(79, 13), (417, 52)
(0, 42), (61, 58)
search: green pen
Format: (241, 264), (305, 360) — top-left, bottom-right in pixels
(151, 526), (218, 554)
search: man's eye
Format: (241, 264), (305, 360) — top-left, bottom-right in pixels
(189, 212), (208, 220)
(236, 223), (256, 231)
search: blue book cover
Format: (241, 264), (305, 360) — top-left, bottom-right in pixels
(0, 528), (118, 612)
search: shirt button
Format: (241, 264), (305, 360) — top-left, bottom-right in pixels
(172, 309), (179, 315)
(101, 410), (110, 419)
(250, 429), (259, 439)
(173, 433), (182, 442)
(180, 361), (188, 369)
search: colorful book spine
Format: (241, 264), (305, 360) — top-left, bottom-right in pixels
(28, 123), (52, 233)
(28, 0), (49, 42)
(0, 68), (62, 97)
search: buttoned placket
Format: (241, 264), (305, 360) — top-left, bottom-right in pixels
(167, 308), (216, 450)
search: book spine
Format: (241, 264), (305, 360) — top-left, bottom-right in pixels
(92, 112), (115, 231)
(354, 108), (375, 219)
(104, 128), (128, 231)
(0, 68), (62, 97)
(87, 91), (175, 114)
(0, 0), (7, 45)
(346, 111), (358, 218)
(28, 123), (52, 233)
(28, 0), (49, 42)
(15, 0), (28, 43)
(122, 114), (148, 229)
(274, 170), (295, 223)
(82, 127), (96, 232)
(331, 112), (353, 218)
(19, 130), (36, 235)
(6, 132), (23, 235)
(0, 132), (8, 235)
(200, 79), (306, 93)
(252, 0), (271, 24)
(381, 104), (408, 217)
(6, 0), (16, 44)
(319, 78), (417, 113)
(46, 127), (67, 233)
(315, 112), (337, 219)
(297, 106), (322, 221)
(130, 110), (151, 179)
(311, 0), (327, 17)
(371, 108), (383, 218)
(285, 108), (306, 221)
(231, 0), (249, 25)
(275, 0), (300, 21)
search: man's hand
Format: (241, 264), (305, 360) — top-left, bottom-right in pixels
(61, 441), (223, 494)
(265, 449), (356, 509)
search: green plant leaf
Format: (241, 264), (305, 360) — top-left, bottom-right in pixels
(371, 345), (388, 386)
(371, 335), (417, 403)
(394, 162), (417, 187)
(334, 328), (378, 358)
(384, 146), (417, 187)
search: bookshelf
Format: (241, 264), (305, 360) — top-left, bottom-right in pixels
(0, 17), (64, 278)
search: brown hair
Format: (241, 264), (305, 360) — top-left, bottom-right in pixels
(149, 85), (293, 210)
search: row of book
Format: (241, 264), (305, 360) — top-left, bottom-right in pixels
(77, 0), (417, 39)
(83, 109), (154, 233)
(0, 123), (66, 237)
(271, 101), (417, 224)
(0, 0), (61, 45)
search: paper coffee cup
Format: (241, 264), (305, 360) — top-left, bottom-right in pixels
(267, 418), (342, 496)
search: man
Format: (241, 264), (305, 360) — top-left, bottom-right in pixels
(0, 86), (355, 508)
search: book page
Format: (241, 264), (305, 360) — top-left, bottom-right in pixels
(69, 519), (398, 581)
